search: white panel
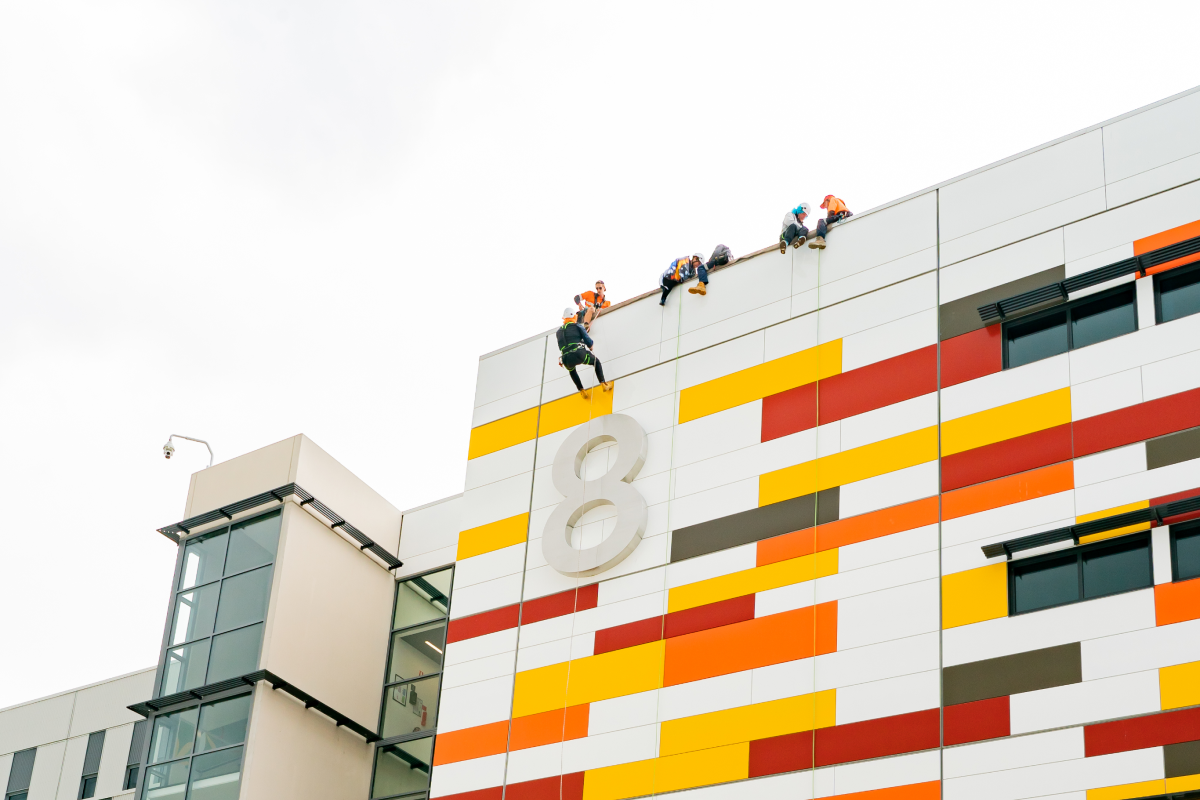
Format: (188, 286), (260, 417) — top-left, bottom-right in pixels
(817, 273), (937, 344)
(817, 552), (939, 604)
(940, 229), (1066, 304)
(1064, 179), (1200, 264)
(943, 748), (1161, 800)
(839, 392), (937, 451)
(1070, 368), (1143, 421)
(839, 307), (937, 373)
(763, 312), (819, 362)
(817, 633), (940, 694)
(1082, 616), (1200, 680)
(1071, 309), (1200, 385)
(53, 735), (88, 800)
(443, 651), (517, 688)
(672, 401), (763, 469)
(665, 544), (757, 589)
(940, 130), (1105, 242)
(942, 491), (1076, 549)
(1108, 151), (1200, 208)
(1073, 444), (1146, 488)
(838, 524), (939, 572)
(571, 631), (595, 660)
(472, 386), (542, 428)
(588, 689), (661, 736)
(941, 353), (1069, 422)
(464, 440), (535, 492)
(750, 658), (816, 705)
(436, 675), (515, 732)
(1064, 242), (1135, 279)
(1009, 670), (1161, 735)
(475, 336), (547, 408)
(1137, 275), (1157, 329)
(444, 627), (519, 667)
(394, 546), (457, 580)
(666, 477), (757, 531)
(516, 614), (574, 648)
(1153, 526), (1174, 585)
(1142, 346), (1200, 402)
(1075, 457), (1200, 517)
(836, 579), (939, 650)
(943, 517), (1074, 577)
(590, 294), (673, 361)
(95, 723), (134, 800)
(818, 249), (935, 309)
(834, 670), (939, 725)
(816, 191), (938, 285)
(679, 249), (791, 335)
(560, 723), (658, 773)
(457, 472), (534, 533)
(68, 671), (155, 737)
(672, 770), (813, 800)
(816, 420), (840, 458)
(571, 591), (666, 636)
(831, 750), (941, 796)
(515, 638), (571, 673)
(616, 395), (676, 441)
(454, 543), (526, 588)
(504, 742), (562, 785)
(838, 461), (939, 519)
(400, 496), (464, 561)
(612, 363), (677, 413)
(658, 671), (753, 722)
(24, 740), (66, 800)
(792, 288), (819, 318)
(679, 300), (791, 357)
(597, 566), (666, 606)
(1104, 90), (1200, 185)
(0, 754), (10, 800)
(0, 692), (74, 754)
(943, 588), (1156, 667)
(943, 726), (1084, 779)
(676, 330), (764, 390)
(755, 579), (815, 618)
(942, 189), (1107, 267)
(429, 753), (507, 798)
(673, 428), (816, 500)
(448, 572), (523, 619)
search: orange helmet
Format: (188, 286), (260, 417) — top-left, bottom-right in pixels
(820, 195), (835, 209)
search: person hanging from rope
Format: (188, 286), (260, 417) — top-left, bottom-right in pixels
(557, 307), (613, 399)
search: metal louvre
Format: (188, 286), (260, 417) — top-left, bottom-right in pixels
(976, 235), (1200, 323)
(982, 491), (1200, 559)
(127, 719), (148, 765)
(82, 730), (105, 775)
(156, 483), (401, 570)
(7, 748), (36, 792)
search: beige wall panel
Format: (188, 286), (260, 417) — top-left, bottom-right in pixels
(1103, 89), (1200, 190)
(24, 739), (65, 800)
(185, 436), (297, 518)
(262, 505), (392, 730)
(587, 295), (666, 360)
(68, 670), (154, 738)
(1064, 179), (1200, 263)
(399, 495), (463, 562)
(817, 191), (938, 286)
(939, 229), (1065, 305)
(475, 336), (547, 409)
(0, 692), (74, 755)
(0, 753), (10, 797)
(240, 687), (373, 800)
(293, 435), (402, 555)
(94, 722), (133, 800)
(53, 735), (87, 800)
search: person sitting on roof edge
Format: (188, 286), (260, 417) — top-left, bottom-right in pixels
(574, 280), (610, 330)
(557, 307), (612, 399)
(809, 195), (852, 249)
(780, 204), (812, 253)
(689, 245), (733, 296)
(660, 254), (700, 305)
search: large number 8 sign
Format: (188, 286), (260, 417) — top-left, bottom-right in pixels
(542, 414), (648, 577)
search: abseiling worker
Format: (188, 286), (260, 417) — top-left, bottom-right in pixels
(557, 307), (613, 399)
(808, 195), (853, 249)
(780, 203), (812, 252)
(575, 280), (610, 330)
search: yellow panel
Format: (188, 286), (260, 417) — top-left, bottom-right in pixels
(467, 407), (539, 461)
(678, 340), (842, 424)
(539, 386), (614, 439)
(759, 427), (938, 507)
(659, 689), (836, 756)
(1087, 780), (1165, 800)
(668, 549), (839, 613)
(655, 742), (749, 794)
(1166, 774), (1200, 792)
(456, 513), (529, 560)
(511, 661), (570, 718)
(942, 563), (1008, 629)
(1161, 660), (1200, 709)
(566, 640), (665, 707)
(941, 388), (1071, 457)
(582, 758), (656, 800)
(1077, 501), (1152, 544)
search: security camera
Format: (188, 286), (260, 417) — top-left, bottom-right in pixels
(163, 442), (175, 460)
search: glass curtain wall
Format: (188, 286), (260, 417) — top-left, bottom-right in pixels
(159, 511), (282, 697)
(371, 567), (454, 800)
(144, 693), (252, 800)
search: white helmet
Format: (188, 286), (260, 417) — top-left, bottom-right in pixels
(692, 252), (704, 261)
(563, 307), (578, 320)
(799, 202), (812, 216)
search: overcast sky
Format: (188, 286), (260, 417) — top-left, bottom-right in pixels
(2, 0), (1199, 709)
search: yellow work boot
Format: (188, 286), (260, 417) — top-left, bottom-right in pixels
(579, 389), (591, 400)
(688, 283), (706, 295)
(601, 381), (614, 392)
(808, 236), (826, 249)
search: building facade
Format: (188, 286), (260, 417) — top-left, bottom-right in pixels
(6, 86), (1200, 800)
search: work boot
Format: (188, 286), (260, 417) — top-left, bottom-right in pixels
(808, 236), (826, 249)
(779, 239), (787, 254)
(792, 235), (806, 249)
(601, 381), (614, 392)
(688, 282), (706, 295)
(579, 389), (591, 400)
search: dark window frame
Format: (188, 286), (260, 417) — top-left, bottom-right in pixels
(1171, 519), (1200, 583)
(1008, 532), (1153, 616)
(77, 775), (97, 800)
(1154, 261), (1200, 324)
(1002, 283), (1138, 370)
(123, 764), (139, 792)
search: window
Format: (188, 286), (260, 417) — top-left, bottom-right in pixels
(1172, 521), (1200, 582)
(145, 694), (251, 800)
(1010, 533), (1152, 615)
(124, 719), (148, 791)
(159, 510), (280, 697)
(372, 567), (453, 800)
(1004, 285), (1137, 369)
(5, 748), (36, 800)
(78, 730), (105, 798)
(1156, 263), (1200, 324)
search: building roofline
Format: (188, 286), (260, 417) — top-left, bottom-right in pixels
(0, 665), (156, 714)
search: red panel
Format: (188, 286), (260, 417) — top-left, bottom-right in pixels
(1150, 485), (1200, 506)
(446, 604), (520, 644)
(562, 772), (585, 800)
(1085, 706), (1200, 757)
(576, 583), (599, 612)
(1074, 386), (1200, 458)
(815, 709), (940, 767)
(505, 776), (563, 800)
(748, 730), (814, 777)
(592, 616), (663, 656)
(819, 345), (938, 424)
(437, 788), (503, 800)
(944, 696), (1010, 745)
(941, 326), (1003, 389)
(762, 383), (818, 443)
(522, 589), (577, 626)
(941, 424), (1073, 493)
(664, 595), (756, 639)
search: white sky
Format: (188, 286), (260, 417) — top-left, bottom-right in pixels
(2, 0), (1199, 709)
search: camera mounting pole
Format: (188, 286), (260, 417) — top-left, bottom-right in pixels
(165, 434), (214, 468)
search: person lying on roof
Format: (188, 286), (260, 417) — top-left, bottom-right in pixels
(689, 245), (733, 296)
(808, 195), (852, 249)
(574, 280), (610, 330)
(660, 254), (701, 305)
(557, 307), (612, 399)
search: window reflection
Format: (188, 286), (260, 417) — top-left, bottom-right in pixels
(161, 640), (211, 697)
(150, 708), (199, 764)
(372, 736), (433, 799)
(381, 675), (441, 739)
(179, 534), (228, 591)
(196, 695), (252, 753)
(394, 568), (452, 629)
(387, 621), (446, 682)
(170, 584), (219, 645)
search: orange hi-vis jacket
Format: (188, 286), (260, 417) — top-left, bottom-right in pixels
(824, 196), (849, 216)
(579, 290), (610, 310)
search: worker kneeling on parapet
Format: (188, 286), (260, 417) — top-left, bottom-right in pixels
(557, 307), (613, 400)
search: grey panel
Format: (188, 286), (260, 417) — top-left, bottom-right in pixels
(1147, 426), (1200, 471)
(669, 488), (838, 563)
(128, 719), (149, 765)
(6, 748), (35, 792)
(82, 731), (105, 775)
(1165, 739), (1200, 779)
(943, 642), (1082, 706)
(940, 266), (1066, 341)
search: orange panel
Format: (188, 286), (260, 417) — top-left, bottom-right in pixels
(663, 602), (837, 686)
(1136, 218), (1200, 275)
(756, 497), (939, 567)
(942, 462), (1074, 521)
(510, 708), (568, 751)
(1156, 579), (1200, 627)
(755, 528), (815, 567)
(432, 720), (510, 766)
(838, 781), (941, 800)
(565, 704), (590, 740)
